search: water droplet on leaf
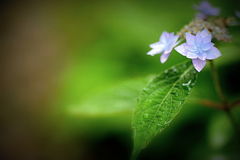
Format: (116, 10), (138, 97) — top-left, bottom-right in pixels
(143, 114), (149, 119)
(182, 80), (191, 86)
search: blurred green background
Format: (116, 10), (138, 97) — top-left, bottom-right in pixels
(0, 0), (240, 159)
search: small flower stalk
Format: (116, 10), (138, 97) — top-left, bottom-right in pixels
(146, 0), (238, 72)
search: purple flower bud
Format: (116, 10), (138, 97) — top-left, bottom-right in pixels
(194, 1), (220, 19)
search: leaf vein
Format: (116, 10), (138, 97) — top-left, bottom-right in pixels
(141, 65), (193, 141)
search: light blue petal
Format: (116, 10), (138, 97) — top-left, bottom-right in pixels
(210, 8), (220, 16)
(195, 1), (220, 16)
(150, 42), (162, 48)
(198, 52), (207, 61)
(202, 42), (214, 51)
(199, 29), (211, 39)
(147, 48), (163, 56)
(169, 32), (174, 40)
(202, 35), (212, 43)
(206, 47), (221, 59)
(175, 43), (188, 56)
(195, 33), (203, 47)
(160, 53), (170, 63)
(164, 36), (179, 54)
(186, 51), (198, 59)
(160, 31), (169, 44)
(199, 1), (210, 9)
(164, 47), (173, 54)
(186, 33), (195, 45)
(185, 44), (197, 52)
(171, 35), (179, 45)
(192, 59), (206, 72)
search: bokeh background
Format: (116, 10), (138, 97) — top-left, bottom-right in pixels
(0, 0), (240, 159)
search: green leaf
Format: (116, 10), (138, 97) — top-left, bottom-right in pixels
(68, 75), (154, 116)
(131, 61), (198, 159)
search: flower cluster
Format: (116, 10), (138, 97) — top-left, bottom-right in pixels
(175, 29), (221, 72)
(147, 1), (238, 72)
(147, 32), (179, 63)
(177, 18), (232, 42)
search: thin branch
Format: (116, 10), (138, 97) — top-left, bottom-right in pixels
(209, 60), (228, 110)
(229, 98), (240, 109)
(200, 99), (222, 110)
(208, 60), (240, 141)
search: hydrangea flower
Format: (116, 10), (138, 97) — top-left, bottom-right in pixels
(175, 29), (221, 72)
(147, 32), (179, 63)
(194, 1), (220, 19)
